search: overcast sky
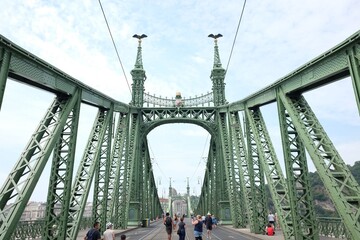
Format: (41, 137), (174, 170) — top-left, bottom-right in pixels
(0, 0), (360, 202)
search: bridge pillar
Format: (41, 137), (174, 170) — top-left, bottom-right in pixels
(218, 200), (232, 225)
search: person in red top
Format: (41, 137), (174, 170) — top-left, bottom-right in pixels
(265, 223), (275, 236)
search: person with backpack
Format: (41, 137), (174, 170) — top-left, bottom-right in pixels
(84, 222), (101, 240)
(163, 212), (173, 240)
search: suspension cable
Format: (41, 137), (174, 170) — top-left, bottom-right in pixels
(98, 0), (132, 94)
(190, 133), (210, 181)
(225, 0), (247, 75)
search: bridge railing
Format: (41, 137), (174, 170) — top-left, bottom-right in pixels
(8, 218), (93, 240)
(143, 92), (214, 107)
(317, 217), (349, 239)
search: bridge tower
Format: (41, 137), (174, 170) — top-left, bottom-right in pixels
(209, 34), (226, 106)
(131, 34), (147, 107)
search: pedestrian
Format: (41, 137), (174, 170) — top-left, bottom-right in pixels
(211, 215), (217, 228)
(84, 222), (101, 240)
(192, 215), (203, 240)
(205, 212), (213, 239)
(164, 212), (173, 240)
(103, 222), (115, 240)
(173, 214), (178, 231)
(120, 234), (126, 240)
(265, 223), (275, 235)
(268, 212), (275, 227)
(177, 217), (186, 240)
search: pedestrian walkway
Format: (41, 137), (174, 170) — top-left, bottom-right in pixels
(78, 222), (344, 240)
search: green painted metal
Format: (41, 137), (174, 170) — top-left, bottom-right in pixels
(277, 90), (319, 240)
(0, 93), (81, 240)
(66, 108), (113, 239)
(0, 35), (129, 113)
(109, 114), (129, 229)
(125, 112), (142, 226)
(347, 46), (360, 115)
(1, 30), (360, 240)
(93, 105), (114, 232)
(110, 113), (129, 228)
(42, 89), (82, 240)
(217, 111), (239, 226)
(228, 111), (249, 227)
(210, 37), (226, 106)
(246, 107), (297, 239)
(244, 107), (267, 234)
(227, 30), (360, 112)
(0, 47), (11, 110)
(130, 37), (146, 107)
(318, 218), (349, 238)
(278, 91), (360, 239)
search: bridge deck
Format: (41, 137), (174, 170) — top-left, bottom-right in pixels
(76, 219), (343, 240)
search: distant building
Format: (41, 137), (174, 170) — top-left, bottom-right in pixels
(173, 199), (187, 216)
(5, 201), (94, 221)
(159, 198), (169, 213)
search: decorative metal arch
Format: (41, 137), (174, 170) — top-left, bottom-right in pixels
(140, 107), (218, 136)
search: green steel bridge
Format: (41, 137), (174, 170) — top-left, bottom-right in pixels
(0, 29), (360, 240)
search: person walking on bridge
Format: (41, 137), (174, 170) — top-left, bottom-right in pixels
(103, 222), (115, 240)
(164, 212), (173, 240)
(204, 212), (213, 239)
(84, 222), (101, 240)
(177, 217), (186, 240)
(192, 215), (203, 240)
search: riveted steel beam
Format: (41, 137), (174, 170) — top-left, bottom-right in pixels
(278, 91), (360, 240)
(0, 91), (81, 240)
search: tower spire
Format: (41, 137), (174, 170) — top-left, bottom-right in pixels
(130, 34), (147, 107)
(132, 34), (147, 69)
(208, 34), (227, 106)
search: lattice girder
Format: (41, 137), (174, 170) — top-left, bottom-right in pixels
(347, 46), (360, 114)
(0, 47), (11, 109)
(93, 105), (114, 232)
(245, 107), (296, 239)
(244, 107), (268, 234)
(0, 92), (81, 240)
(66, 108), (113, 239)
(141, 108), (217, 143)
(229, 111), (249, 227)
(278, 90), (360, 239)
(277, 90), (319, 240)
(42, 89), (82, 240)
(109, 113), (129, 228)
(217, 111), (239, 226)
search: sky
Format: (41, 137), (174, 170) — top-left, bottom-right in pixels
(0, 0), (360, 202)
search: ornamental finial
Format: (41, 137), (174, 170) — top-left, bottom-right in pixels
(208, 33), (223, 68)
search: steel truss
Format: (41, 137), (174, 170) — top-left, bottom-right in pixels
(244, 107), (267, 234)
(228, 111), (249, 227)
(278, 90), (360, 239)
(66, 107), (113, 239)
(277, 90), (319, 240)
(42, 90), (82, 240)
(109, 113), (129, 229)
(246, 107), (298, 239)
(0, 47), (11, 109)
(0, 90), (81, 240)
